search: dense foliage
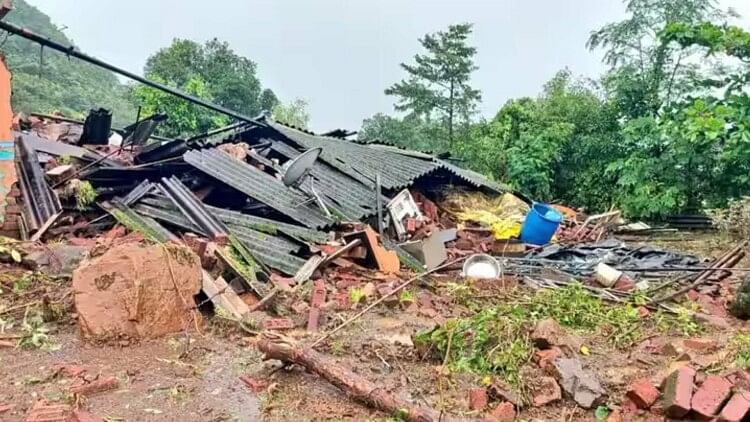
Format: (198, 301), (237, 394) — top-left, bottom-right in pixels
(362, 0), (750, 219)
(136, 38), (279, 137)
(4, 0), (136, 126)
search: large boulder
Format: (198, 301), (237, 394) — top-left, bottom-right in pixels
(73, 242), (201, 342)
(731, 274), (750, 319)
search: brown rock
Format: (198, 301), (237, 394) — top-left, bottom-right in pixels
(73, 243), (202, 341)
(488, 380), (521, 407)
(531, 377), (561, 407)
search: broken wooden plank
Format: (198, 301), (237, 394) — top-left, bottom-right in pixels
(201, 270), (250, 319)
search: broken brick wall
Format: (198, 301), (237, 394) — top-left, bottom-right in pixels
(0, 54), (16, 231)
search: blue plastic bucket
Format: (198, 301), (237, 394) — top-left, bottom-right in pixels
(520, 203), (563, 245)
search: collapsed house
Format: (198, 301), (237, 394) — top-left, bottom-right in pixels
(6, 112), (512, 286)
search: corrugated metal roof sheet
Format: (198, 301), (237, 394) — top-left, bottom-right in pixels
(183, 148), (334, 228)
(267, 120), (440, 190)
(134, 201), (307, 275)
(265, 121), (508, 194)
(269, 140), (381, 221)
(139, 195), (328, 244)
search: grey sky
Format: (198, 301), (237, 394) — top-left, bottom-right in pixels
(24, 0), (750, 131)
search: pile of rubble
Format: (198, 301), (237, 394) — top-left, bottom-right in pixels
(4, 107), (750, 421)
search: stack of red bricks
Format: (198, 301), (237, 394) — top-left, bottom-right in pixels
(0, 182), (21, 238)
(625, 366), (750, 421)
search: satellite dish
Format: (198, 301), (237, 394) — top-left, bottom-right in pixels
(283, 147), (321, 188)
(282, 147), (331, 217)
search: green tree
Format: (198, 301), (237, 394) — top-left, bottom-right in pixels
(133, 75), (228, 138)
(459, 70), (622, 210)
(140, 38), (276, 135)
(603, 22), (750, 218)
(4, 0), (136, 126)
(588, 0), (730, 118)
(359, 113), (445, 152)
(259, 89), (280, 113)
(271, 99), (310, 129)
(385, 23), (481, 149)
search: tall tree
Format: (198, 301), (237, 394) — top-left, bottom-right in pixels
(587, 0), (730, 118)
(385, 23), (481, 149)
(138, 38), (277, 135)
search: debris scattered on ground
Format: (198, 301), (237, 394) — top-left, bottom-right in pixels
(0, 24), (749, 421)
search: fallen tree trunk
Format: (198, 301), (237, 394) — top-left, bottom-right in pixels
(255, 332), (442, 422)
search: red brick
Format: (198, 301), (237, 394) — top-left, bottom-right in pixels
(404, 217), (417, 233)
(69, 376), (118, 396)
(691, 374), (732, 418)
(0, 404), (14, 413)
(719, 390), (750, 422)
(663, 366), (696, 418)
(626, 378), (659, 409)
(262, 318), (295, 330)
(334, 291), (350, 310)
(684, 338), (718, 352)
(68, 409), (103, 422)
(310, 280), (327, 308)
(468, 387), (488, 410)
(686, 289), (700, 301)
(486, 402), (515, 422)
(637, 306), (650, 318)
(307, 307), (322, 331)
(24, 401), (70, 422)
(533, 347), (563, 370)
(239, 375), (269, 393)
(55, 364), (86, 378)
(613, 276), (635, 292)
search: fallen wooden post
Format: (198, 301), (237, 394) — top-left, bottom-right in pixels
(256, 332), (442, 422)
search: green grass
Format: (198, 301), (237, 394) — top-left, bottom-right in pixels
(414, 283), (644, 389)
(729, 332), (750, 369)
(75, 181), (97, 210)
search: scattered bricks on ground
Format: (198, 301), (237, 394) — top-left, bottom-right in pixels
(468, 387), (488, 411)
(719, 390), (750, 422)
(69, 376), (118, 396)
(691, 375), (733, 419)
(626, 378), (660, 409)
(662, 366), (696, 418)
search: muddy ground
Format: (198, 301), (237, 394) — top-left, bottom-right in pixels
(0, 232), (748, 421)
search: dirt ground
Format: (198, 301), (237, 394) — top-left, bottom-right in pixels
(1, 232), (748, 421)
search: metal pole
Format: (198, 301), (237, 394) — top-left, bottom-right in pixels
(376, 173), (383, 236)
(0, 20), (259, 124)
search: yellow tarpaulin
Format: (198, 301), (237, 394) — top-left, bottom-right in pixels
(444, 192), (530, 240)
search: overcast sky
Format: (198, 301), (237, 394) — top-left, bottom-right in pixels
(23, 0), (750, 131)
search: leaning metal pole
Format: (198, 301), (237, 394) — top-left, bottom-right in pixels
(0, 20), (258, 124)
